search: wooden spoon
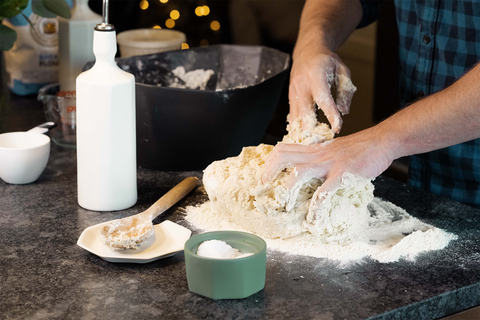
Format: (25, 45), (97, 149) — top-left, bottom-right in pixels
(100, 177), (199, 250)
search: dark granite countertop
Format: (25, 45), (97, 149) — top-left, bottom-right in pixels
(1, 92), (480, 320)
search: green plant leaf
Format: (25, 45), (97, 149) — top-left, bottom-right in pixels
(0, 24), (17, 51)
(32, 0), (56, 18)
(41, 0), (71, 19)
(0, 0), (29, 19)
(32, 0), (71, 19)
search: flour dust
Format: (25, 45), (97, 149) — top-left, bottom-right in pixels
(184, 197), (457, 264)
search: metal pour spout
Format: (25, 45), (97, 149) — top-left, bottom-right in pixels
(95, 0), (115, 31)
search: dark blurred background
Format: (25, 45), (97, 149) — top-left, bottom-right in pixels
(1, 0), (406, 181)
(92, 0), (403, 180)
(87, 0), (305, 146)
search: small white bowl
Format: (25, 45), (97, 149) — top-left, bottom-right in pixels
(0, 132), (50, 184)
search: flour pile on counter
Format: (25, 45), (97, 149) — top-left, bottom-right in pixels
(186, 197), (457, 263)
(185, 113), (457, 263)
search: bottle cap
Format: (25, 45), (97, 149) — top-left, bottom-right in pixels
(95, 23), (115, 31)
(95, 0), (115, 31)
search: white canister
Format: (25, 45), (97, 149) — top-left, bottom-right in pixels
(58, 0), (102, 92)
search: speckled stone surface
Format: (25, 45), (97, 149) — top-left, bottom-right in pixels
(1, 92), (480, 320)
(1, 143), (480, 320)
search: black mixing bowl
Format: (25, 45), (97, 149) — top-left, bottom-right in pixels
(112, 45), (289, 170)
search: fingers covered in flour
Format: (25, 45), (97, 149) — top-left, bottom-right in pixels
(288, 51), (345, 132)
(283, 163), (326, 189)
(312, 173), (342, 203)
(283, 163), (329, 211)
(263, 129), (393, 194)
(288, 76), (316, 123)
(261, 143), (327, 184)
(316, 58), (357, 132)
(313, 70), (343, 134)
(334, 62), (356, 116)
(262, 141), (344, 213)
(261, 143), (301, 184)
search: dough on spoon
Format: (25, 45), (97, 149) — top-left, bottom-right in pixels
(99, 215), (153, 250)
(98, 177), (200, 250)
(203, 114), (374, 244)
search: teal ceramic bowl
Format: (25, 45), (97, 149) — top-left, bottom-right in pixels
(184, 231), (267, 300)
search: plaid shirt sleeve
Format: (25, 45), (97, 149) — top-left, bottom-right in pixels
(347, 1), (480, 207)
(393, 1), (480, 208)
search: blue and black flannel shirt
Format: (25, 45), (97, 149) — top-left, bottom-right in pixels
(359, 0), (480, 208)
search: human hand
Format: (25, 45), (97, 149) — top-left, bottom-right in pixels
(289, 45), (356, 134)
(261, 129), (393, 206)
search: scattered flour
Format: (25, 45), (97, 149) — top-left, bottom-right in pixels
(185, 113), (457, 264)
(169, 66), (214, 90)
(197, 240), (253, 259)
(185, 198), (457, 263)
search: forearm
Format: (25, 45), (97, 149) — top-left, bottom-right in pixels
(289, 0), (363, 130)
(375, 63), (480, 160)
(294, 0), (363, 58)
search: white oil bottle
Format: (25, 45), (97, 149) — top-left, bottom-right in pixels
(76, 0), (137, 211)
(58, 0), (102, 92)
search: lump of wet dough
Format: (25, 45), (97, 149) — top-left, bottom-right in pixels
(203, 113), (374, 243)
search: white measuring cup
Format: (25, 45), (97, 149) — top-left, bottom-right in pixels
(0, 122), (55, 184)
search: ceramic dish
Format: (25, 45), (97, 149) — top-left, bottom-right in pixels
(184, 231), (267, 299)
(77, 220), (191, 263)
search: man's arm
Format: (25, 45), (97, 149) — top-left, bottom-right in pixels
(289, 0), (363, 133)
(379, 63), (480, 158)
(295, 0), (363, 53)
(263, 63), (480, 196)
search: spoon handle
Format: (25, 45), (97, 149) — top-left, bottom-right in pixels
(146, 177), (200, 220)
